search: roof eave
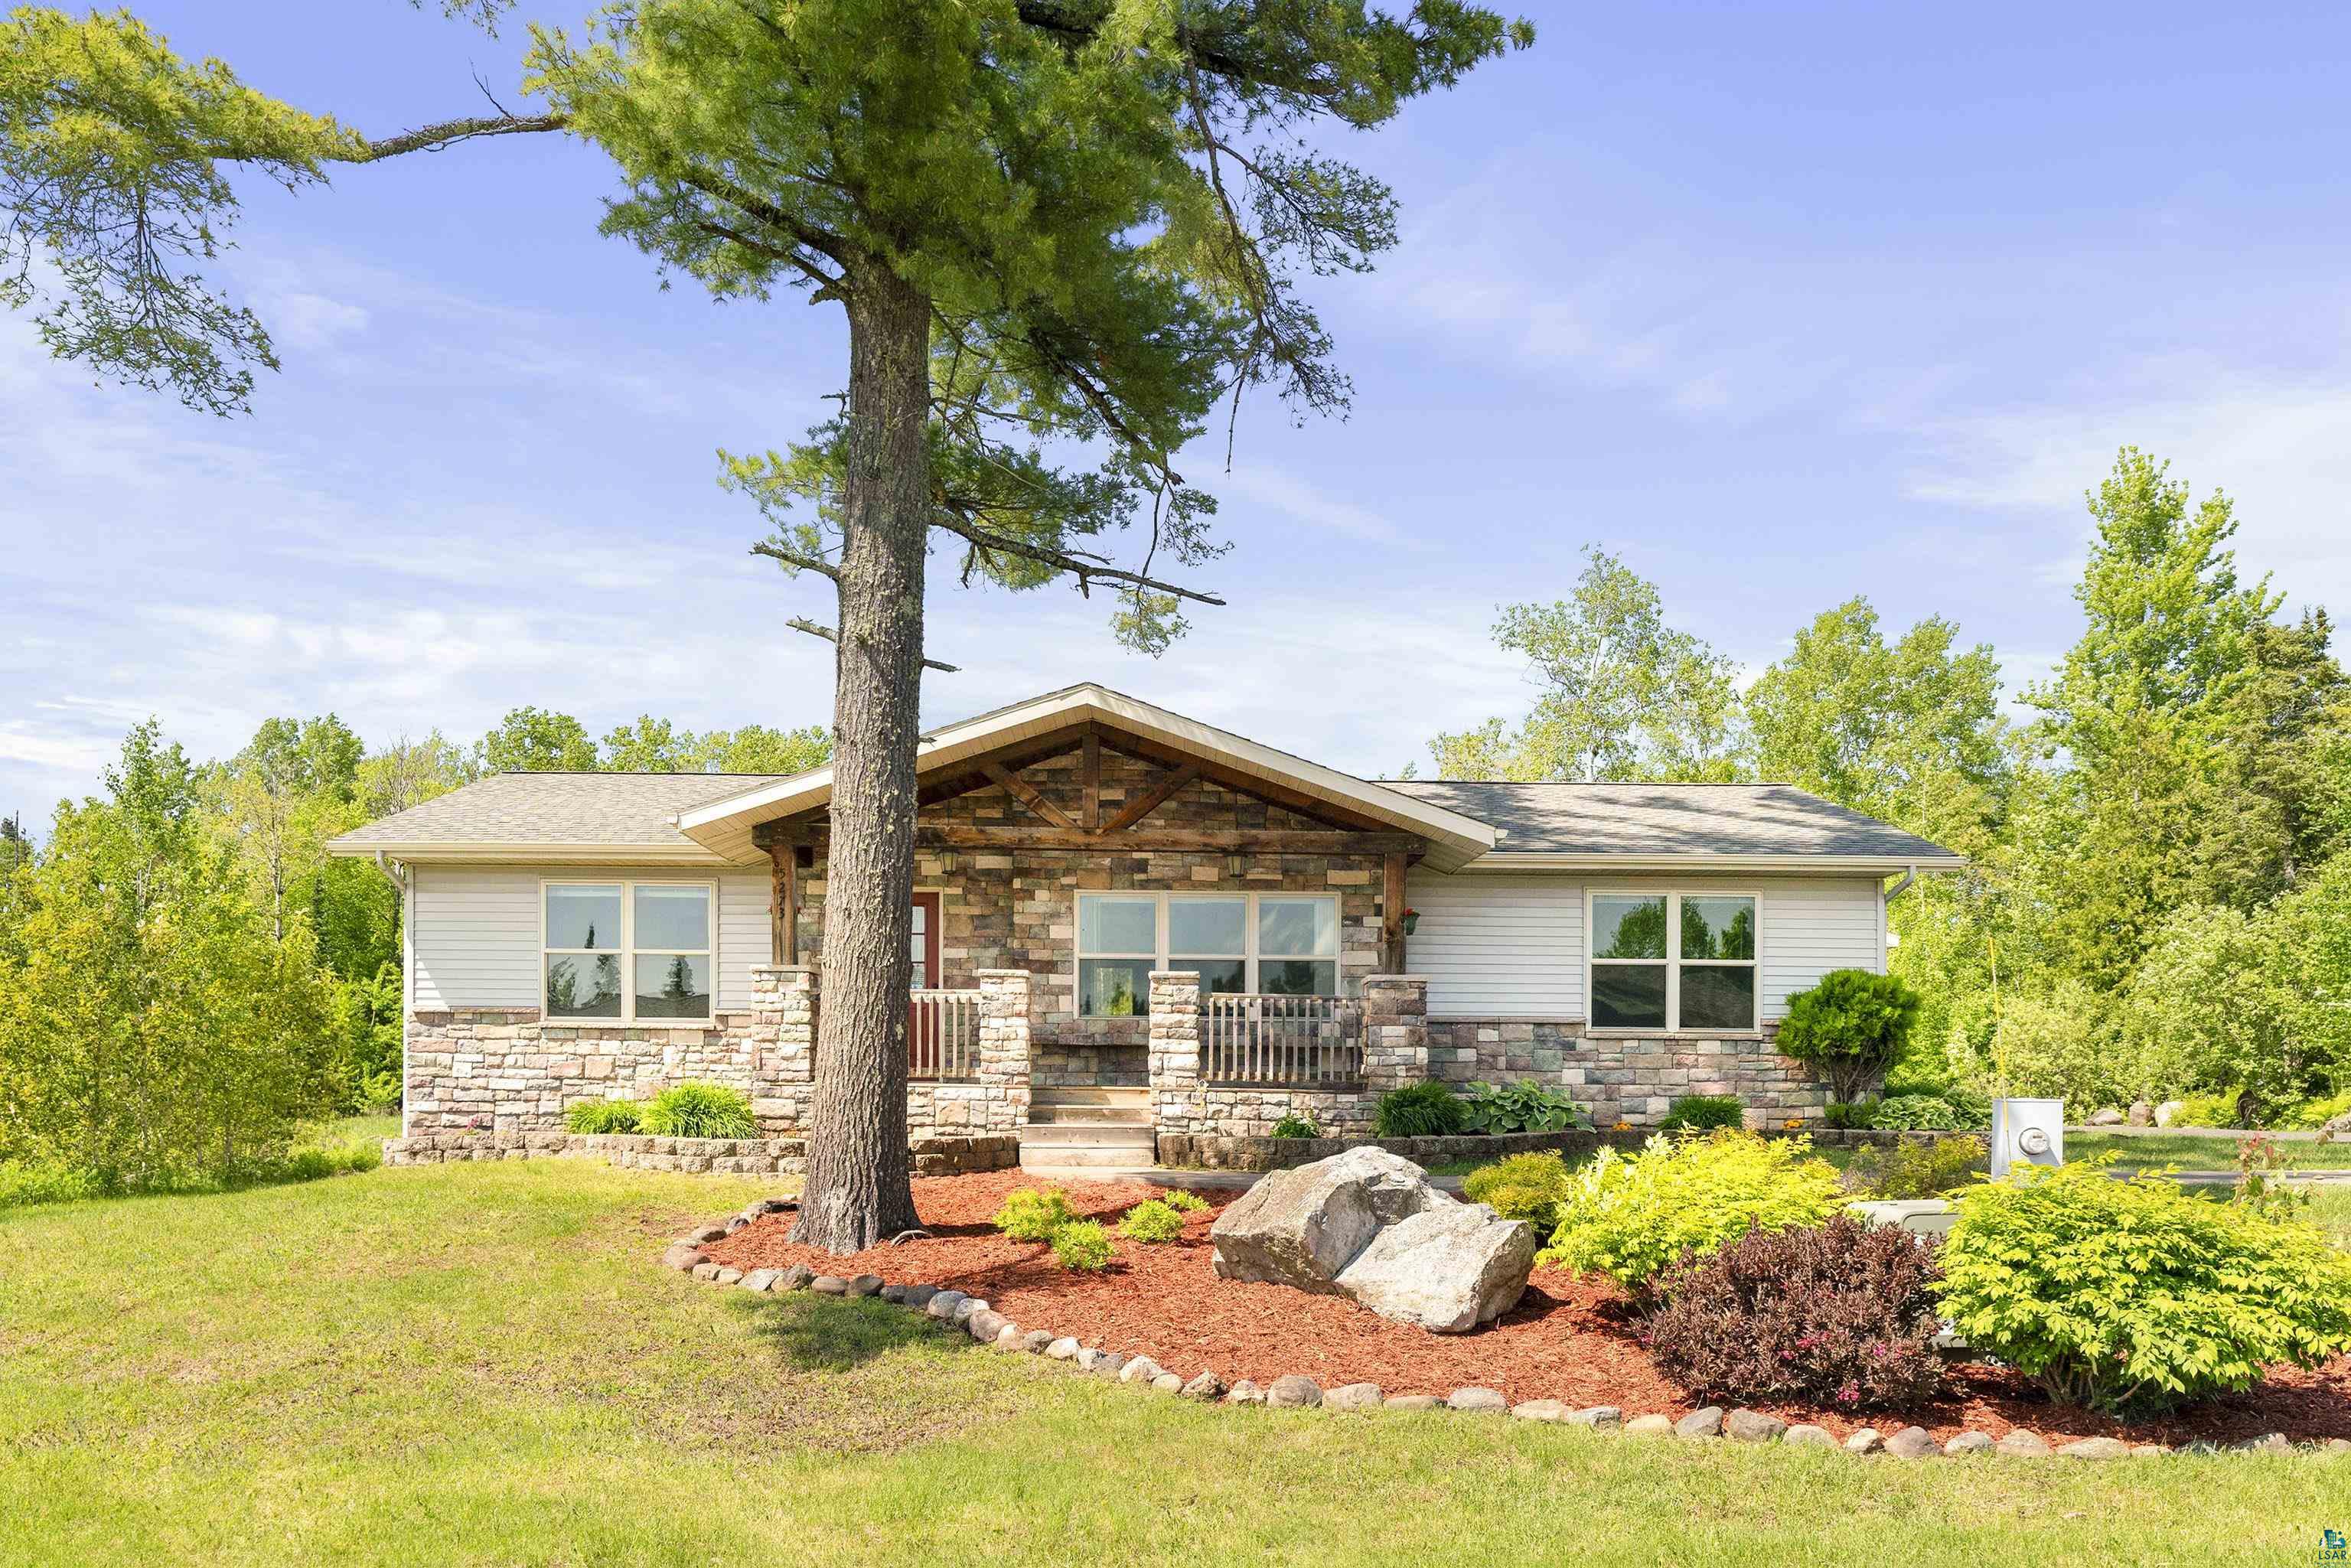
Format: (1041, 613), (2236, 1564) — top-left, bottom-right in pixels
(323, 839), (732, 865)
(1450, 851), (1969, 875)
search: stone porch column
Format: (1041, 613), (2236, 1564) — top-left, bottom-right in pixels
(1360, 974), (1430, 1097)
(1147, 970), (1203, 1136)
(751, 965), (816, 1134)
(974, 969), (1034, 1133)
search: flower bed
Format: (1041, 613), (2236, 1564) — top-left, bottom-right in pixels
(687, 1170), (2351, 1451)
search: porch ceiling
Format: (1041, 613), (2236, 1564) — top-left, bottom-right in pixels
(671, 683), (1498, 869)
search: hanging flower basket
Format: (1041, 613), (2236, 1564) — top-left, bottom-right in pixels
(1400, 908), (1420, 936)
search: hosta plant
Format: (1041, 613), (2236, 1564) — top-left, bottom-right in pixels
(1460, 1080), (1589, 1134)
(1935, 1160), (2351, 1413)
(1537, 1131), (1845, 1296)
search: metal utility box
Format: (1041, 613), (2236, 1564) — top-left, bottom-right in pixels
(1991, 1097), (2065, 1179)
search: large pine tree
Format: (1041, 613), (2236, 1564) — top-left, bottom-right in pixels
(3, 2), (1531, 1247)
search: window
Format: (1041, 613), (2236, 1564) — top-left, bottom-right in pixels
(543, 879), (715, 1022)
(1075, 892), (1342, 1016)
(1589, 891), (1757, 1032)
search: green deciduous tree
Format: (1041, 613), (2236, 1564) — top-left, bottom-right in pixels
(5, 1), (1531, 1248)
(1431, 546), (1747, 782)
(0, 724), (334, 1185)
(476, 706), (599, 774)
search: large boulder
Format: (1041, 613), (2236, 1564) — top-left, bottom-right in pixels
(1335, 1201), (1537, 1332)
(1210, 1147), (1537, 1335)
(1210, 1146), (1439, 1292)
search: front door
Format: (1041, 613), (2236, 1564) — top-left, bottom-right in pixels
(908, 893), (942, 1075)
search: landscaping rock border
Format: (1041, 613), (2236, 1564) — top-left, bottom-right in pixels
(385, 1130), (1018, 1175)
(655, 1208), (2351, 1462)
(1159, 1126), (1987, 1173)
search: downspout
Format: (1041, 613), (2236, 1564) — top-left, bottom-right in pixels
(1883, 864), (1918, 903)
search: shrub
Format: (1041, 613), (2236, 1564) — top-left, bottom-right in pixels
(1461, 1152), (1573, 1231)
(1118, 1199), (1185, 1243)
(1269, 1113), (1322, 1139)
(565, 1098), (642, 1135)
(1822, 1097), (1879, 1131)
(1841, 1134), (1984, 1200)
(1776, 970), (1922, 1102)
(638, 1081), (755, 1139)
(1994, 984), (2122, 1110)
(1935, 1160), (2351, 1413)
(1867, 1094), (1966, 1132)
(1658, 1094), (1744, 1133)
(2278, 1088), (2351, 1130)
(992, 1185), (1080, 1242)
(1648, 1214), (1947, 1410)
(2169, 1088), (2247, 1129)
(1373, 1081), (1467, 1138)
(1537, 1131), (1846, 1296)
(0, 1161), (112, 1208)
(1158, 1188), (1208, 1214)
(1460, 1080), (1589, 1134)
(1050, 1219), (1113, 1270)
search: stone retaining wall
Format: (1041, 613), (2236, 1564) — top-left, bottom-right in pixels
(1157, 1124), (1984, 1173)
(381, 1130), (1019, 1176)
(1427, 1018), (1829, 1127)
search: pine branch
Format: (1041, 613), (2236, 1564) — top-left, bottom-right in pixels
(785, 618), (958, 673)
(929, 508), (1225, 608)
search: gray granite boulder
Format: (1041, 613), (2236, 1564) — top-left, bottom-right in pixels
(1334, 1200), (1537, 1332)
(1182, 1371), (1224, 1400)
(1724, 1410), (1786, 1443)
(1267, 1374), (1323, 1409)
(1567, 1406), (1622, 1430)
(1209, 1147), (1440, 1292)
(1675, 1407), (1724, 1439)
(660, 1243), (707, 1271)
(1448, 1387), (1508, 1413)
(1784, 1423), (1836, 1448)
(1945, 1431), (1994, 1456)
(1884, 1426), (1938, 1459)
(1325, 1382), (1384, 1410)
(1623, 1413), (1674, 1437)
(1994, 1430), (2052, 1458)
(2058, 1436), (2131, 1460)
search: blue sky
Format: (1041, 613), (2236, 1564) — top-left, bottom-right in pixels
(8, 2), (2351, 817)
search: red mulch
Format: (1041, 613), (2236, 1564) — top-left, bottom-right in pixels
(703, 1170), (2351, 1446)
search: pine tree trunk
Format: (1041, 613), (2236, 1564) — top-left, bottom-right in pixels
(789, 266), (931, 1253)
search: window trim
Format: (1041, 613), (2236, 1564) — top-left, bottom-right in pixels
(1074, 890), (1343, 1016)
(1585, 888), (1762, 1035)
(540, 875), (720, 1024)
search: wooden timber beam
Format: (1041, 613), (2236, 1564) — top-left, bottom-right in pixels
(1101, 763), (1199, 833)
(1080, 732), (1101, 831)
(1093, 729), (1392, 833)
(1382, 849), (1408, 973)
(767, 834), (801, 966)
(979, 760), (1081, 831)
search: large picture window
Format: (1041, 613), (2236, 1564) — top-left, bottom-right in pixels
(543, 879), (715, 1022)
(1588, 890), (1757, 1033)
(1075, 892), (1342, 1016)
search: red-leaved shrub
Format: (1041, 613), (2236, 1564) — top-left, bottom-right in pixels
(1645, 1214), (1945, 1410)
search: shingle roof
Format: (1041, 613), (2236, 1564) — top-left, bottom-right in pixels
(329, 771), (794, 850)
(1371, 780), (1961, 862)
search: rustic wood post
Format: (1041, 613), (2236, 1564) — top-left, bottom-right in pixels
(1381, 850), (1408, 973)
(767, 835), (802, 967)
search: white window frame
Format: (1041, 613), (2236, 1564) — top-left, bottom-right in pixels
(1586, 888), (1762, 1035)
(1074, 891), (1343, 1016)
(540, 876), (720, 1024)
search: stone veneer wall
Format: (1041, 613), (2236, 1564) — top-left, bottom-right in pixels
(400, 964), (1031, 1144)
(380, 1130), (1020, 1175)
(1147, 970), (1430, 1139)
(788, 746), (1394, 1087)
(1426, 1017), (1828, 1127)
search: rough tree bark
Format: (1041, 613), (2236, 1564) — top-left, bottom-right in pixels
(789, 264), (932, 1252)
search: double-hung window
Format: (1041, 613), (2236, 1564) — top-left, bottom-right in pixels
(1075, 892), (1342, 1016)
(1588, 891), (1758, 1032)
(543, 879), (716, 1022)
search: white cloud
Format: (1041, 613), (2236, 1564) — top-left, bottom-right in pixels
(1216, 466), (1405, 544)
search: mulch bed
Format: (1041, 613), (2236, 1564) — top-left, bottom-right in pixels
(703, 1170), (2351, 1447)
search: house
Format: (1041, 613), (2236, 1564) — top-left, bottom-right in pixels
(328, 683), (1961, 1170)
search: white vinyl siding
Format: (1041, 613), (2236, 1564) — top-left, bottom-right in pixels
(1404, 874), (1585, 1019)
(410, 864), (769, 1012)
(1407, 871), (1883, 1022)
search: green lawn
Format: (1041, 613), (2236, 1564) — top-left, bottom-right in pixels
(2066, 1130), (2351, 1170)
(4, 1162), (2347, 1566)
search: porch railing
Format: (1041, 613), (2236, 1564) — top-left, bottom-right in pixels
(1201, 993), (1364, 1087)
(909, 988), (984, 1081)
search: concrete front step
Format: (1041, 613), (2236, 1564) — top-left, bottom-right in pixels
(1019, 1141), (1162, 1169)
(1016, 1123), (1158, 1149)
(1029, 1085), (1149, 1107)
(1026, 1103), (1153, 1126)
